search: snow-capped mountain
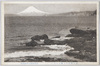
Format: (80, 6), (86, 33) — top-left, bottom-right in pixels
(17, 6), (49, 16)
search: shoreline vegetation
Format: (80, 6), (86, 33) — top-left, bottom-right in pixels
(5, 27), (96, 62)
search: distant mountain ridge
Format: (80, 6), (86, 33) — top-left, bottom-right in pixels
(51, 10), (96, 16)
(5, 8), (96, 17)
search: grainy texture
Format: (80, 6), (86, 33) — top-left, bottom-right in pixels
(4, 3), (97, 63)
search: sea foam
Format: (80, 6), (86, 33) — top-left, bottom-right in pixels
(5, 45), (73, 58)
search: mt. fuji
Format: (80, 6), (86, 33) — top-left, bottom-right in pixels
(17, 6), (49, 16)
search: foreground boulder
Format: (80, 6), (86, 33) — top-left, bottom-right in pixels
(31, 34), (48, 41)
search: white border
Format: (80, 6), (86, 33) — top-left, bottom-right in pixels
(1, 1), (99, 65)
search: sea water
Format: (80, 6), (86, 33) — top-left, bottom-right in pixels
(4, 16), (96, 59)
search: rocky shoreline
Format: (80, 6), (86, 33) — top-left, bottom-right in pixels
(64, 28), (96, 62)
(5, 27), (96, 62)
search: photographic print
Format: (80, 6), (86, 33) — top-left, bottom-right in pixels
(1, 1), (99, 65)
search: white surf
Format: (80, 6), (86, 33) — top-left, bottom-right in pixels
(5, 45), (73, 58)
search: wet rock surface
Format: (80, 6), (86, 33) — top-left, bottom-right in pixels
(64, 28), (96, 62)
(22, 28), (96, 62)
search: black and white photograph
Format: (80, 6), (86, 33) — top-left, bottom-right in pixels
(1, 1), (99, 65)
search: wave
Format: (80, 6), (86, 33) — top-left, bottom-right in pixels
(50, 37), (73, 41)
(41, 45), (73, 50)
(5, 45), (73, 58)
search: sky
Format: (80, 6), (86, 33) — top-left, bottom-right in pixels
(4, 3), (97, 14)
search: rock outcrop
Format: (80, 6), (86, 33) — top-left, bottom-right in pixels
(65, 28), (96, 62)
(66, 28), (96, 38)
(31, 34), (48, 41)
(26, 40), (37, 46)
(26, 34), (48, 46)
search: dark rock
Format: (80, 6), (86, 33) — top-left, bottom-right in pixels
(31, 34), (48, 41)
(26, 40), (37, 46)
(66, 34), (80, 37)
(67, 37), (85, 43)
(40, 34), (48, 39)
(65, 35), (96, 62)
(65, 50), (79, 56)
(65, 50), (96, 62)
(82, 40), (96, 54)
(31, 35), (40, 41)
(44, 39), (53, 45)
(69, 28), (96, 37)
(70, 28), (88, 35)
(88, 30), (96, 37)
(66, 37), (86, 51)
(92, 10), (96, 15)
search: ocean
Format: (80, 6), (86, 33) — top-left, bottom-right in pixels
(4, 15), (96, 62)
